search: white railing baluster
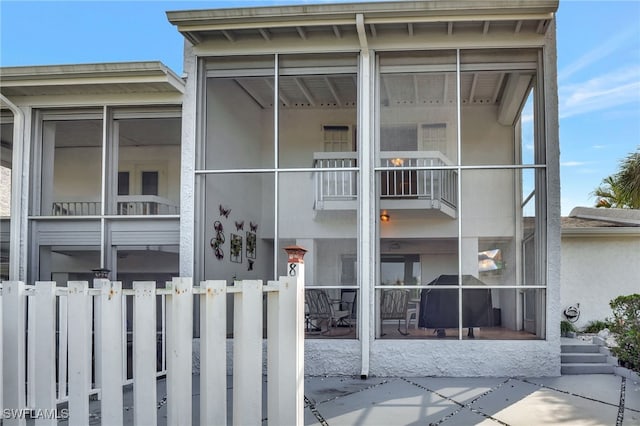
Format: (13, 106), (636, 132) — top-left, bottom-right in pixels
(133, 281), (157, 425)
(34, 282), (57, 426)
(200, 281), (227, 426)
(121, 295), (128, 383)
(166, 277), (193, 425)
(100, 281), (123, 426)
(160, 294), (166, 373)
(67, 281), (90, 425)
(3, 281), (27, 426)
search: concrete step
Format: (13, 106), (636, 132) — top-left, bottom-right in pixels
(561, 344), (601, 353)
(561, 353), (607, 364)
(561, 363), (614, 375)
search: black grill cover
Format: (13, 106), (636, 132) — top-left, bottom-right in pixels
(418, 275), (493, 329)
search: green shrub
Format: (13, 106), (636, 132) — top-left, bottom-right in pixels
(560, 320), (576, 335)
(609, 294), (640, 373)
(582, 319), (611, 333)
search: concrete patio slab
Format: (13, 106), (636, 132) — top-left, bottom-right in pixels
(526, 374), (623, 406)
(408, 377), (508, 405)
(473, 381), (619, 425)
(308, 378), (459, 426)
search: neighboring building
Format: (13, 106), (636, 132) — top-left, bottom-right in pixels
(561, 207), (640, 330)
(0, 0), (561, 377)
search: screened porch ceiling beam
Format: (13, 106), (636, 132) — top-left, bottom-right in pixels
(515, 20), (523, 33)
(294, 77), (316, 106)
(332, 25), (342, 38)
(296, 26), (307, 40)
(447, 22), (453, 35)
(258, 28), (271, 41)
(469, 73), (478, 103)
(413, 75), (419, 104)
(381, 76), (392, 105)
(369, 23), (377, 37)
(443, 73), (449, 104)
(324, 76), (342, 107)
(234, 79), (268, 109)
(264, 78), (290, 107)
(483, 21), (490, 35)
(221, 30), (235, 42)
(492, 73), (506, 104)
(407, 23), (414, 36)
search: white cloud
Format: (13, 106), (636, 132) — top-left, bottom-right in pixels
(558, 26), (637, 82)
(561, 161), (589, 167)
(559, 65), (640, 119)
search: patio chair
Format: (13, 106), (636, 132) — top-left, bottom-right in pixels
(380, 289), (411, 335)
(305, 289), (351, 334)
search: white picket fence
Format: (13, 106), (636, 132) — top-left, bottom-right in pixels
(0, 276), (304, 425)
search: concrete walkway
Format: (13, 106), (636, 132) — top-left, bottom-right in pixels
(63, 373), (639, 425)
(304, 375), (639, 425)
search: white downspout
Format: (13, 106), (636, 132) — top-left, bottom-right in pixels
(1, 94), (26, 281)
(356, 13), (372, 379)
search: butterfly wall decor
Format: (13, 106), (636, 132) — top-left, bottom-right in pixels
(235, 220), (244, 231)
(219, 205), (231, 218)
(250, 222), (258, 232)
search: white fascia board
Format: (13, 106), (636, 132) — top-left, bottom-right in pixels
(561, 227), (640, 238)
(4, 93), (184, 109)
(166, 1), (558, 27)
(0, 62), (185, 94)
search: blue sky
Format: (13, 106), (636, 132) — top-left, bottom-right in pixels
(1, 0), (639, 215)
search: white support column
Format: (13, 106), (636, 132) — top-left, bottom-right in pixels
(273, 258), (305, 426)
(133, 281), (157, 426)
(233, 280), (263, 426)
(67, 281), (90, 426)
(34, 282), (57, 426)
(199, 280), (227, 426)
(167, 277), (193, 425)
(100, 281), (123, 426)
(357, 36), (374, 377)
(93, 279), (109, 393)
(2, 281), (26, 426)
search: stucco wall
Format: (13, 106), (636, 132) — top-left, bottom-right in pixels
(561, 235), (640, 329)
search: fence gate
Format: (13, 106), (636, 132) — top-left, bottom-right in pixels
(1, 272), (305, 426)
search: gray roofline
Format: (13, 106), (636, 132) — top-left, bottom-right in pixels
(0, 61), (185, 96)
(568, 206), (640, 226)
(561, 227), (640, 237)
(167, 0), (559, 27)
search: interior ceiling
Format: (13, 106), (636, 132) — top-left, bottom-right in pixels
(233, 70), (523, 110)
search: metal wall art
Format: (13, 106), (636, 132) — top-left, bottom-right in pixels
(210, 221), (225, 260)
(230, 233), (243, 263)
(246, 231), (256, 259)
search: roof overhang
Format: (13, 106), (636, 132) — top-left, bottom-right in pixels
(0, 62), (185, 98)
(167, 0), (559, 47)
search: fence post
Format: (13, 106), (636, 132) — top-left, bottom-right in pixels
(275, 246), (307, 426)
(200, 280), (227, 426)
(34, 282), (57, 426)
(233, 280), (263, 426)
(2, 281), (26, 426)
(133, 281), (157, 425)
(67, 281), (90, 426)
(167, 277), (193, 425)
(100, 281), (123, 426)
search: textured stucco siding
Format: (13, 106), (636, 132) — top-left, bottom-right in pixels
(193, 338), (559, 377)
(561, 236), (640, 329)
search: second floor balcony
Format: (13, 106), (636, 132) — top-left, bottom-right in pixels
(313, 151), (457, 218)
(50, 195), (179, 216)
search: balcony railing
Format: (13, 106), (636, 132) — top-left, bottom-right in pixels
(313, 151), (457, 214)
(51, 196), (179, 216)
